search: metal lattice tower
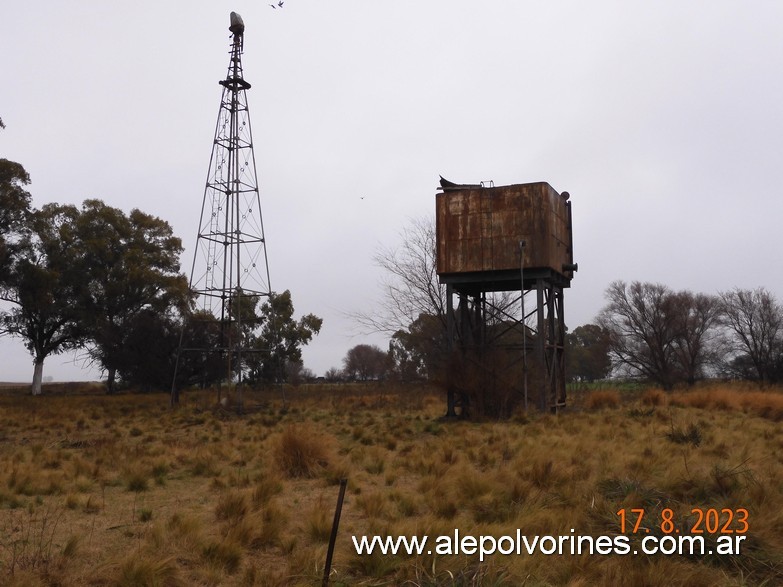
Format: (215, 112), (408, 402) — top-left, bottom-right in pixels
(171, 12), (271, 407)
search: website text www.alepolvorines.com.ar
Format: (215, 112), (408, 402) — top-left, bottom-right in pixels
(352, 529), (747, 562)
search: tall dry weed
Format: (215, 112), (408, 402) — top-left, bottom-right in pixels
(272, 423), (333, 478)
(670, 385), (783, 421)
(641, 388), (668, 406)
(585, 390), (621, 409)
(214, 491), (248, 525)
(1, 382), (782, 586)
(304, 495), (332, 543)
(112, 555), (180, 587)
(251, 473), (282, 509)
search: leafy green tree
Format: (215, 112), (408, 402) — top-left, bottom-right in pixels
(0, 118), (31, 277)
(175, 309), (226, 389)
(169, 309), (227, 404)
(71, 200), (189, 392)
(225, 287), (265, 378)
(343, 344), (391, 381)
(389, 313), (448, 382)
(0, 204), (84, 394)
(565, 324), (611, 383)
(113, 308), (226, 392)
(113, 308), (179, 391)
(0, 156), (32, 278)
(246, 290), (322, 384)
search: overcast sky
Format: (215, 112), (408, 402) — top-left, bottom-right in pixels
(2, 1), (783, 383)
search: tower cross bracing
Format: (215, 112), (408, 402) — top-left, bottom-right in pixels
(171, 12), (271, 407)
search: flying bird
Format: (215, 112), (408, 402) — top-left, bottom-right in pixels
(269, 4), (276, 8)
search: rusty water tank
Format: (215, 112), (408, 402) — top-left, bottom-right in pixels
(436, 179), (575, 284)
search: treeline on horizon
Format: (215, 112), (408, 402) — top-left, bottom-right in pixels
(567, 281), (783, 390)
(4, 117), (782, 397)
(1, 125), (323, 396)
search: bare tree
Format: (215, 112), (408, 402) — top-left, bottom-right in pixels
(324, 367), (344, 383)
(285, 360), (314, 387)
(671, 291), (722, 384)
(353, 216), (517, 384)
(598, 281), (681, 388)
(599, 281), (723, 388)
(354, 216), (446, 335)
(598, 281), (681, 389)
(718, 287), (783, 383)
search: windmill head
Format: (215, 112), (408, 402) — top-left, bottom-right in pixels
(229, 12), (245, 35)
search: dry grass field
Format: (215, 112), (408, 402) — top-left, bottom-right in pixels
(1, 382), (782, 586)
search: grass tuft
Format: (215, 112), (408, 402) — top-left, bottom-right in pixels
(202, 540), (242, 574)
(272, 423), (332, 478)
(125, 468), (149, 492)
(114, 555), (179, 587)
(585, 389), (621, 409)
(251, 474), (283, 508)
(214, 491), (248, 524)
(1, 382), (782, 586)
(666, 422), (702, 447)
(305, 497), (332, 543)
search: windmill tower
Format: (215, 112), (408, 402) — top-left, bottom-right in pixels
(171, 12), (272, 408)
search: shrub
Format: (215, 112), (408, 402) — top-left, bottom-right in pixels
(114, 555), (179, 587)
(363, 448), (386, 475)
(272, 424), (332, 478)
(251, 474), (283, 509)
(305, 498), (332, 543)
(202, 540), (242, 574)
(641, 388), (667, 406)
(585, 390), (621, 409)
(256, 501), (287, 547)
(666, 423), (702, 447)
(215, 491), (248, 524)
(125, 469), (149, 493)
(356, 491), (387, 520)
(324, 458), (352, 486)
(166, 512), (202, 548)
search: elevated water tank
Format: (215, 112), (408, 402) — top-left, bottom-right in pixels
(436, 180), (575, 286)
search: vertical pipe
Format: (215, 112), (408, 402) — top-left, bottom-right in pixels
(558, 287), (566, 407)
(519, 241), (527, 412)
(446, 284), (456, 417)
(547, 284), (556, 410)
(536, 279), (546, 411)
(322, 478), (348, 587)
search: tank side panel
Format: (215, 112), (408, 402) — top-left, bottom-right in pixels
(436, 182), (571, 277)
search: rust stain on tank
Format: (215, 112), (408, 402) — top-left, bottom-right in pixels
(436, 181), (573, 278)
